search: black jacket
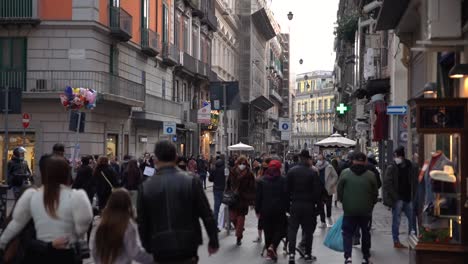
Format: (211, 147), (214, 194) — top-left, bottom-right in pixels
(72, 165), (95, 202)
(94, 166), (119, 209)
(286, 162), (321, 207)
(7, 157), (31, 187)
(137, 166), (219, 262)
(209, 159), (226, 191)
(255, 175), (288, 216)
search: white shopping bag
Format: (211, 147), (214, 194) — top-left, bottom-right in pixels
(218, 204), (226, 229)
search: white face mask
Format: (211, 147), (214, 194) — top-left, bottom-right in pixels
(316, 160), (323, 166)
(238, 164), (246, 171)
(394, 158), (403, 165)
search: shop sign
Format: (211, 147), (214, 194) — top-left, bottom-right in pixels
(163, 122), (176, 135)
(197, 103), (211, 124)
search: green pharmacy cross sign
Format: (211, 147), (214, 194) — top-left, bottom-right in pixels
(336, 103), (349, 115)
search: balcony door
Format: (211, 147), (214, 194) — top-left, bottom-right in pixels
(0, 38), (26, 91)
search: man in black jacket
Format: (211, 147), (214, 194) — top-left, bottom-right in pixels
(209, 155), (226, 224)
(286, 149), (321, 264)
(137, 141), (219, 263)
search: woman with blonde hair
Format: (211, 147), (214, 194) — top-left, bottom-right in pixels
(227, 155), (256, 246)
(91, 188), (153, 264)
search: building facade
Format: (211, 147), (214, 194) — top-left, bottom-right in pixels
(211, 0), (239, 154)
(0, 0), (216, 177)
(293, 71), (335, 151)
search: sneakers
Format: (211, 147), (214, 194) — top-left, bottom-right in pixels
(394, 241), (407, 249)
(288, 254), (295, 264)
(304, 255), (317, 263)
(362, 258), (373, 264)
(327, 217), (334, 226)
(344, 258), (352, 264)
(319, 222), (327, 228)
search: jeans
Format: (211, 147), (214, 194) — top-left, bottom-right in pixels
(342, 215), (371, 260)
(213, 190), (223, 223)
(288, 203), (317, 256)
(392, 200), (416, 242)
(319, 195), (333, 223)
(199, 172), (207, 189)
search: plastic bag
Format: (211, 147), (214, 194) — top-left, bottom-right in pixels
(323, 215), (344, 252)
(218, 204), (226, 230)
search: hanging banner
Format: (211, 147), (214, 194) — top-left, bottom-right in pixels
(197, 103), (211, 124)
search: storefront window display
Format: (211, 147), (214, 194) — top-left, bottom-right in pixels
(0, 133), (35, 182)
(106, 134), (118, 159)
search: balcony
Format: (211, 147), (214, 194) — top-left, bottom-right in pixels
(196, 60), (208, 78)
(141, 28), (160, 57)
(202, 9), (217, 31)
(0, 71), (144, 106)
(269, 89), (283, 104)
(187, 0), (205, 18)
(162, 43), (180, 66)
(0, 0), (41, 25)
(182, 53), (197, 74)
(133, 94), (182, 123)
(110, 6), (132, 41)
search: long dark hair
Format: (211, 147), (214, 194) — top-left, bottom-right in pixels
(125, 159), (141, 188)
(43, 156), (71, 218)
(93, 156), (109, 177)
(95, 188), (133, 264)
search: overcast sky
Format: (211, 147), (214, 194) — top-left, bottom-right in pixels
(269, 0), (339, 76)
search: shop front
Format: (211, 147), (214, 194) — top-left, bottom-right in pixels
(0, 133), (35, 182)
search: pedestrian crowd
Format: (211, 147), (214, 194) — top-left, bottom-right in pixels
(1, 140), (420, 264)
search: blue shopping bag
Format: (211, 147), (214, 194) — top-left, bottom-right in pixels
(323, 215), (344, 252)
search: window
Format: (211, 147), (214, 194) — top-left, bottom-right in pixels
(162, 78), (166, 99)
(318, 100), (322, 112)
(162, 4), (169, 43)
(112, 0), (120, 7)
(109, 44), (119, 75)
(0, 38), (26, 71)
(183, 83), (187, 102)
(304, 102), (308, 114)
(174, 13), (181, 49)
(297, 103), (300, 113)
(297, 82), (300, 90)
(311, 101), (315, 113)
(174, 80), (179, 102)
(142, 0), (149, 28)
(183, 19), (189, 53)
(192, 27), (198, 58)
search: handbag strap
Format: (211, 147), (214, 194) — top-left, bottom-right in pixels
(100, 171), (114, 190)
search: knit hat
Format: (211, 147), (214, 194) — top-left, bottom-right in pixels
(269, 160), (282, 170)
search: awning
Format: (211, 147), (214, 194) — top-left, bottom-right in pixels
(375, 0), (410, 31)
(251, 95), (274, 112)
(365, 78), (390, 97)
(252, 8), (277, 40)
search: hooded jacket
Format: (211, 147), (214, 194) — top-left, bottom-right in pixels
(337, 165), (378, 216)
(383, 158), (418, 207)
(316, 161), (339, 195)
(209, 159), (226, 192)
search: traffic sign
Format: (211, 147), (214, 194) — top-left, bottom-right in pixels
(22, 113), (30, 128)
(279, 118), (291, 132)
(387, 105), (407, 115)
(163, 121), (176, 135)
(281, 131), (291, 141)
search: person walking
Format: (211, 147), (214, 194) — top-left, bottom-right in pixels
(286, 150), (321, 264)
(7, 147), (32, 199)
(197, 155), (208, 189)
(137, 141), (219, 263)
(72, 155), (96, 202)
(227, 156), (256, 246)
(91, 188), (153, 264)
(93, 156), (119, 212)
(208, 155), (226, 228)
(383, 146), (418, 249)
(0, 155), (93, 263)
(255, 160), (288, 261)
(253, 158), (271, 244)
(337, 152), (378, 264)
(316, 154), (339, 227)
(122, 159), (143, 207)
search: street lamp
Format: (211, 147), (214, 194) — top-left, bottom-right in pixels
(304, 74), (308, 81)
(287, 11), (294, 21)
(299, 58), (303, 65)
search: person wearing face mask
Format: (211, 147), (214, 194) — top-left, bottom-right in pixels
(315, 154), (338, 228)
(383, 146), (418, 249)
(7, 147), (32, 199)
(226, 156), (256, 246)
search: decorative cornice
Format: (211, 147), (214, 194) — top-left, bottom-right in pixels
(184, 7), (192, 17)
(192, 17), (201, 27)
(200, 25), (209, 35)
(176, 0), (185, 12)
(207, 32), (214, 40)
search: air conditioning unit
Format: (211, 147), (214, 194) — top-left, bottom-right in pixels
(36, 79), (47, 91)
(427, 0), (461, 39)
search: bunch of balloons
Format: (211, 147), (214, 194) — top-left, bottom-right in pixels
(60, 86), (97, 110)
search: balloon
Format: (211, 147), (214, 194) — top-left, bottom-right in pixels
(60, 94), (68, 105)
(79, 88), (87, 97)
(65, 86), (74, 101)
(85, 90), (97, 104)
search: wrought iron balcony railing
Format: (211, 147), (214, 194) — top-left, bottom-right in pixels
(141, 28), (160, 57)
(110, 6), (132, 41)
(0, 71), (144, 104)
(0, 0), (40, 24)
(162, 42), (180, 66)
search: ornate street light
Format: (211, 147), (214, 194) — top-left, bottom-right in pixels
(287, 11), (294, 21)
(299, 58), (303, 65)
